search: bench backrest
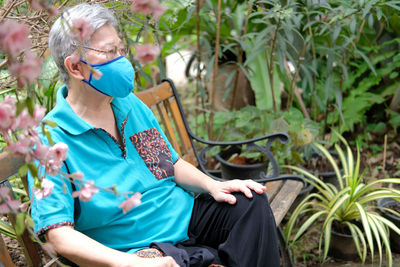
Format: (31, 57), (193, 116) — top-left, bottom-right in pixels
(135, 80), (198, 166)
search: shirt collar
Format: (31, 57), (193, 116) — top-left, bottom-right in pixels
(48, 85), (93, 135)
(47, 85), (132, 135)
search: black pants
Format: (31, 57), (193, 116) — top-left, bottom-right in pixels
(185, 191), (280, 267)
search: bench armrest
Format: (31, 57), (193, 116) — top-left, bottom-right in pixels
(190, 133), (305, 186)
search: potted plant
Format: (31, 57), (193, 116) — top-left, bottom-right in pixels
(377, 198), (400, 253)
(214, 144), (269, 180)
(283, 134), (400, 266)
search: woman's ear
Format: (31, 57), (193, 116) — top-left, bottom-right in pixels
(64, 56), (86, 81)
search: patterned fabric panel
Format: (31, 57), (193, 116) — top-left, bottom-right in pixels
(37, 221), (74, 236)
(134, 248), (165, 258)
(130, 128), (174, 180)
(133, 248), (226, 267)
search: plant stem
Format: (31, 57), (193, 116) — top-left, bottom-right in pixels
(288, 42), (310, 119)
(230, 0), (252, 111)
(383, 134), (387, 170)
(267, 18), (280, 113)
(209, 0), (222, 140)
(195, 0), (207, 137)
(0, 0), (18, 21)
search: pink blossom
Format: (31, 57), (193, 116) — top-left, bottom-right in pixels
(13, 105), (46, 130)
(92, 69), (103, 80)
(131, 0), (166, 20)
(152, 4), (166, 20)
(0, 187), (21, 214)
(45, 159), (63, 176)
(33, 105), (46, 124)
(13, 109), (34, 130)
(72, 180), (98, 201)
(19, 202), (29, 212)
(71, 171), (84, 181)
(0, 96), (16, 132)
(6, 134), (32, 158)
(0, 199), (21, 214)
(33, 178), (54, 200)
(118, 192), (142, 214)
(29, 0), (46, 10)
(134, 44), (161, 64)
(49, 142), (68, 161)
(71, 18), (94, 42)
(32, 143), (50, 164)
(47, 6), (59, 17)
(0, 20), (31, 57)
(9, 52), (43, 88)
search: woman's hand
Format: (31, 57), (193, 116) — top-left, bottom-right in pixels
(208, 179), (266, 205)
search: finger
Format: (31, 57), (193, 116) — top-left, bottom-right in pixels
(246, 180), (266, 194)
(235, 182), (253, 198)
(218, 192), (237, 204)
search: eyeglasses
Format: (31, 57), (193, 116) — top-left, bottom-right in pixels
(72, 43), (129, 59)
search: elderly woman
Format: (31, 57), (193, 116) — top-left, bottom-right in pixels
(28, 3), (279, 267)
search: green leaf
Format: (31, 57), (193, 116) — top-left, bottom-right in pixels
(25, 214), (35, 229)
(323, 193), (350, 229)
(44, 120), (58, 128)
(356, 203), (374, 259)
(0, 220), (16, 239)
(243, 40), (281, 111)
(345, 222), (364, 262)
(18, 164), (29, 177)
(26, 97), (35, 117)
(315, 142), (343, 189)
(45, 130), (55, 146)
(27, 162), (38, 179)
(292, 210), (326, 242)
(322, 217), (333, 261)
(15, 213), (26, 236)
(367, 214), (382, 265)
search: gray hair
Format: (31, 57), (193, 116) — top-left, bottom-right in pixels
(49, 3), (118, 84)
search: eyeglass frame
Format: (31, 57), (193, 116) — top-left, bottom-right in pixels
(71, 43), (129, 59)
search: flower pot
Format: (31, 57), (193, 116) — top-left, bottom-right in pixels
(378, 198), (400, 253)
(328, 228), (359, 261)
(215, 146), (268, 180)
(301, 151), (343, 191)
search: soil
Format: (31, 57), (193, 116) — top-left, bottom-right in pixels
(229, 155), (262, 165)
(302, 154), (338, 174)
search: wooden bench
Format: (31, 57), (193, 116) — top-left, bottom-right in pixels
(0, 79), (304, 266)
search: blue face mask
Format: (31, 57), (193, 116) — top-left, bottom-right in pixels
(80, 56), (135, 98)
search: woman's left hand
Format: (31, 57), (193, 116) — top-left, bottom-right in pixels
(208, 179), (266, 205)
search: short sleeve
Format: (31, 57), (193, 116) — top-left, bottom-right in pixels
(28, 133), (75, 234)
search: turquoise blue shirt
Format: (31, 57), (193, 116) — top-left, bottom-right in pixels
(28, 85), (195, 252)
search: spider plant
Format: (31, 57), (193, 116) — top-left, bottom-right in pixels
(283, 134), (400, 266)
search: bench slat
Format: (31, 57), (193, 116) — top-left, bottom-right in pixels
(0, 153), (24, 183)
(270, 180), (303, 225)
(0, 235), (14, 267)
(166, 98), (194, 158)
(135, 82), (173, 106)
(157, 102), (182, 156)
(265, 180), (283, 202)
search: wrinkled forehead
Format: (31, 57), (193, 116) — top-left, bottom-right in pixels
(89, 24), (122, 48)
